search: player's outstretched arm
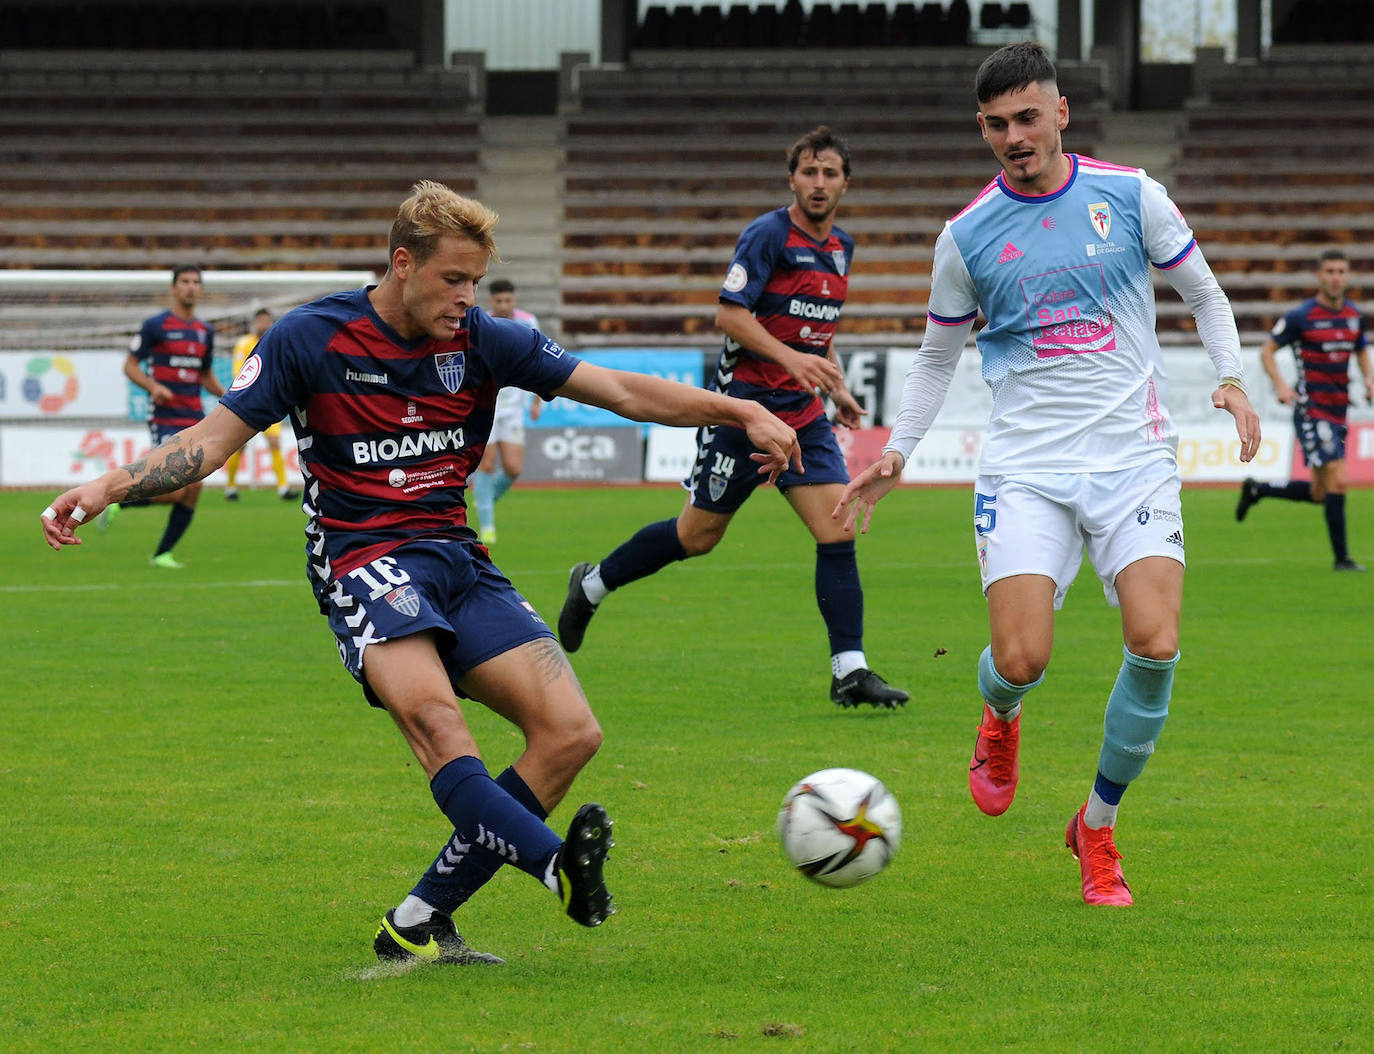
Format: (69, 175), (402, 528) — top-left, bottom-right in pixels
(554, 361), (803, 481)
(833, 450), (905, 535)
(40, 405), (256, 551)
(1212, 383), (1261, 463)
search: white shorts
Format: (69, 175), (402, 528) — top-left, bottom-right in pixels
(490, 388), (527, 445)
(973, 459), (1185, 610)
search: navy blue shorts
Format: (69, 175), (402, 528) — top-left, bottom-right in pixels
(684, 414), (849, 513)
(1294, 404), (1347, 468)
(323, 538), (554, 708)
(149, 422), (194, 446)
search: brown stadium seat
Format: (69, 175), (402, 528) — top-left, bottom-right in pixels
(0, 49), (481, 272)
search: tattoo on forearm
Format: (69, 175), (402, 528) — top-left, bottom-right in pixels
(122, 441), (206, 501)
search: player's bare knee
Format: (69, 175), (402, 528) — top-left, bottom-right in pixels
(1124, 633), (1179, 663)
(530, 711), (602, 773)
(992, 649), (1048, 687)
(680, 528), (723, 557)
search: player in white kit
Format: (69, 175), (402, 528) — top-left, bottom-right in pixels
(471, 279), (542, 543)
(836, 42), (1261, 905)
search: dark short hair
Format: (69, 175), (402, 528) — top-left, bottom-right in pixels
(253, 307), (273, 320)
(1319, 249), (1349, 265)
(488, 278), (516, 295)
(171, 265), (202, 283)
(975, 41), (1058, 103)
(787, 125), (851, 179)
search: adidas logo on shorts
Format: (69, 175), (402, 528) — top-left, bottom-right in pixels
(1164, 530), (1184, 549)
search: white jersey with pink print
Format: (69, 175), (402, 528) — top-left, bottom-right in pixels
(915, 154), (1242, 475)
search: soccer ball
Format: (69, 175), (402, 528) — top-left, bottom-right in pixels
(777, 768), (901, 888)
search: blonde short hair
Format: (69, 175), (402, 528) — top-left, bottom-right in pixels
(388, 180), (501, 265)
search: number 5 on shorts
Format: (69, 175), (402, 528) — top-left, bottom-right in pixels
(974, 492), (997, 536)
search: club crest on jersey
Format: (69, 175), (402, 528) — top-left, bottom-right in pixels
(708, 473), (728, 502)
(831, 249), (847, 276)
(434, 351), (465, 394)
(229, 353), (261, 391)
(1088, 202), (1111, 240)
(384, 584), (421, 618)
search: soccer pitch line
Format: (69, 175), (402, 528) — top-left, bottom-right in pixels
(6, 554), (1278, 596)
(1, 578), (299, 594)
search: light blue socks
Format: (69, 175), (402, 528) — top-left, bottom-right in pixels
(1097, 647), (1178, 785)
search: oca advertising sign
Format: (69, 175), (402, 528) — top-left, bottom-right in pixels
(523, 426), (644, 484)
(0, 352), (130, 418)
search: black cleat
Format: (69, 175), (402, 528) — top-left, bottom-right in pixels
(557, 562), (600, 653)
(1334, 558), (1366, 572)
(557, 803), (615, 927)
(373, 908), (504, 965)
(279, 487), (301, 501)
(831, 669), (910, 709)
(1235, 477), (1260, 522)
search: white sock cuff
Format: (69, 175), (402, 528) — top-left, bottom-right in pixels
(832, 650), (867, 679)
(393, 894), (438, 928)
(582, 565), (609, 605)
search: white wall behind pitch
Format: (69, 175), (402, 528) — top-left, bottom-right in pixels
(444, 0), (600, 70)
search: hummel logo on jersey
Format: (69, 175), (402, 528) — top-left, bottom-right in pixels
(998, 242), (1024, 264)
(1165, 530), (1184, 549)
(346, 367), (389, 386)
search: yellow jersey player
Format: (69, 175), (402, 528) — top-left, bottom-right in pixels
(225, 308), (299, 502)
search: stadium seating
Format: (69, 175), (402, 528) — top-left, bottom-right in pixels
(1166, 43), (1374, 344)
(629, 1), (991, 52)
(0, 49), (481, 271)
(559, 50), (1106, 346)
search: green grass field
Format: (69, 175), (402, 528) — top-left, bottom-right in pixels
(3, 484), (1371, 1052)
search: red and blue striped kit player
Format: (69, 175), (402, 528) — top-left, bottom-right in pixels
(130, 309), (214, 438)
(1238, 249), (1372, 570)
(559, 125), (910, 711)
(715, 205), (854, 430)
(218, 291), (577, 590)
(43, 181), (802, 965)
(1271, 296), (1366, 426)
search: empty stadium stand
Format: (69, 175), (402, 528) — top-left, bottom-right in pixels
(1167, 43), (1374, 345)
(0, 49), (482, 272)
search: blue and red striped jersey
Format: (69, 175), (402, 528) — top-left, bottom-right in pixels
(1271, 297), (1367, 423)
(130, 310), (215, 431)
(219, 289), (579, 590)
(714, 206), (853, 429)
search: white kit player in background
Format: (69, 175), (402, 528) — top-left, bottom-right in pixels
(836, 42), (1260, 906)
(471, 278), (543, 543)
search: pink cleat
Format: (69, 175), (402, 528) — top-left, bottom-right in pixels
(968, 703), (1019, 816)
(1065, 806), (1133, 906)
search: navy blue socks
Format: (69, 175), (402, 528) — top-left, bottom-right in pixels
(154, 502), (194, 556)
(412, 757), (561, 915)
(599, 517), (688, 590)
(815, 540), (863, 654)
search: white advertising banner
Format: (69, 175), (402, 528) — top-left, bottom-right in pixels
(645, 426), (697, 483)
(1, 424), (301, 488)
(0, 351), (130, 418)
